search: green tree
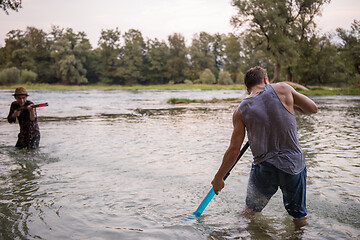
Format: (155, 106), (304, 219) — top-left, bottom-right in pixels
(294, 35), (346, 86)
(188, 32), (218, 80)
(0, 47), (5, 67)
(314, 37), (347, 86)
(166, 33), (188, 83)
(218, 70), (233, 85)
(97, 28), (121, 84)
(145, 38), (170, 84)
(84, 50), (101, 84)
(223, 34), (243, 82)
(117, 29), (146, 85)
(23, 27), (51, 83)
(0, 67), (20, 85)
(212, 33), (227, 71)
(235, 71), (245, 84)
(241, 44), (275, 78)
(231, 0), (330, 82)
(11, 47), (33, 69)
(0, 0), (21, 14)
(21, 69), (37, 83)
(50, 27), (90, 84)
(196, 68), (216, 84)
(1, 27), (51, 83)
(337, 20), (360, 84)
(2, 29), (26, 68)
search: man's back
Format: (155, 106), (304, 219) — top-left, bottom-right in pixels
(239, 84), (304, 175)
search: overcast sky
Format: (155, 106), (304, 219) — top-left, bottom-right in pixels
(1, 0), (359, 48)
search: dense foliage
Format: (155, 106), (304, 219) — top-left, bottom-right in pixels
(0, 2), (359, 86)
(0, 0), (21, 14)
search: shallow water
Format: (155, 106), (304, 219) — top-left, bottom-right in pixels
(0, 89), (359, 239)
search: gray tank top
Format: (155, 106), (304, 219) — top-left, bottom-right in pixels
(239, 84), (305, 175)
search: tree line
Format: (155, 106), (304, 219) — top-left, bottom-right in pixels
(0, 0), (359, 86)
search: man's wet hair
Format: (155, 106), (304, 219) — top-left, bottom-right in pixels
(244, 66), (268, 89)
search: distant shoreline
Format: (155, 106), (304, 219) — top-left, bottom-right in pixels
(1, 83), (359, 95)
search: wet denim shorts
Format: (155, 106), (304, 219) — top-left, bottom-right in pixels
(245, 161), (307, 218)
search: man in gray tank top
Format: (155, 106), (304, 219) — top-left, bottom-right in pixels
(211, 66), (318, 227)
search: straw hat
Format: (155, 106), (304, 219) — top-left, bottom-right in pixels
(13, 87), (29, 96)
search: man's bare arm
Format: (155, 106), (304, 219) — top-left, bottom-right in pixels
(211, 109), (246, 195)
(291, 89), (318, 114)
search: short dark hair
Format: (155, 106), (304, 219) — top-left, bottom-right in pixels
(244, 66), (267, 89)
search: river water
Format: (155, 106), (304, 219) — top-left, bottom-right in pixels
(0, 89), (359, 240)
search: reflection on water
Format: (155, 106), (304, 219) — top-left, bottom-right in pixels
(0, 90), (359, 239)
(208, 213), (307, 240)
(297, 96), (360, 239)
(0, 148), (59, 239)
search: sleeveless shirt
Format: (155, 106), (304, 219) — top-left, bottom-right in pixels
(238, 84), (305, 175)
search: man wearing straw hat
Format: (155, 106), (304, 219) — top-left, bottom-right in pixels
(7, 87), (40, 150)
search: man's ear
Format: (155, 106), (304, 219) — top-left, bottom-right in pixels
(264, 77), (269, 85)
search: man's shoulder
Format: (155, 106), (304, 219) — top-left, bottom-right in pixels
(270, 82), (293, 95)
(270, 82), (292, 90)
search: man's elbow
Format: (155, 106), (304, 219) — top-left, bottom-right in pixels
(313, 106), (318, 114)
(301, 101), (318, 114)
(7, 117), (15, 123)
(310, 104), (318, 114)
(297, 105), (318, 114)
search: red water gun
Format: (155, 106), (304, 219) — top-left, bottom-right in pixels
(16, 102), (48, 111)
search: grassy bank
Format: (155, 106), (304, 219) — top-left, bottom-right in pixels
(299, 86), (360, 95)
(1, 83), (359, 95)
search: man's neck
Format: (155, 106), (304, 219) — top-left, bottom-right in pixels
(249, 83), (267, 96)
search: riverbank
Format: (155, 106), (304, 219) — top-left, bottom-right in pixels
(1, 83), (359, 95)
